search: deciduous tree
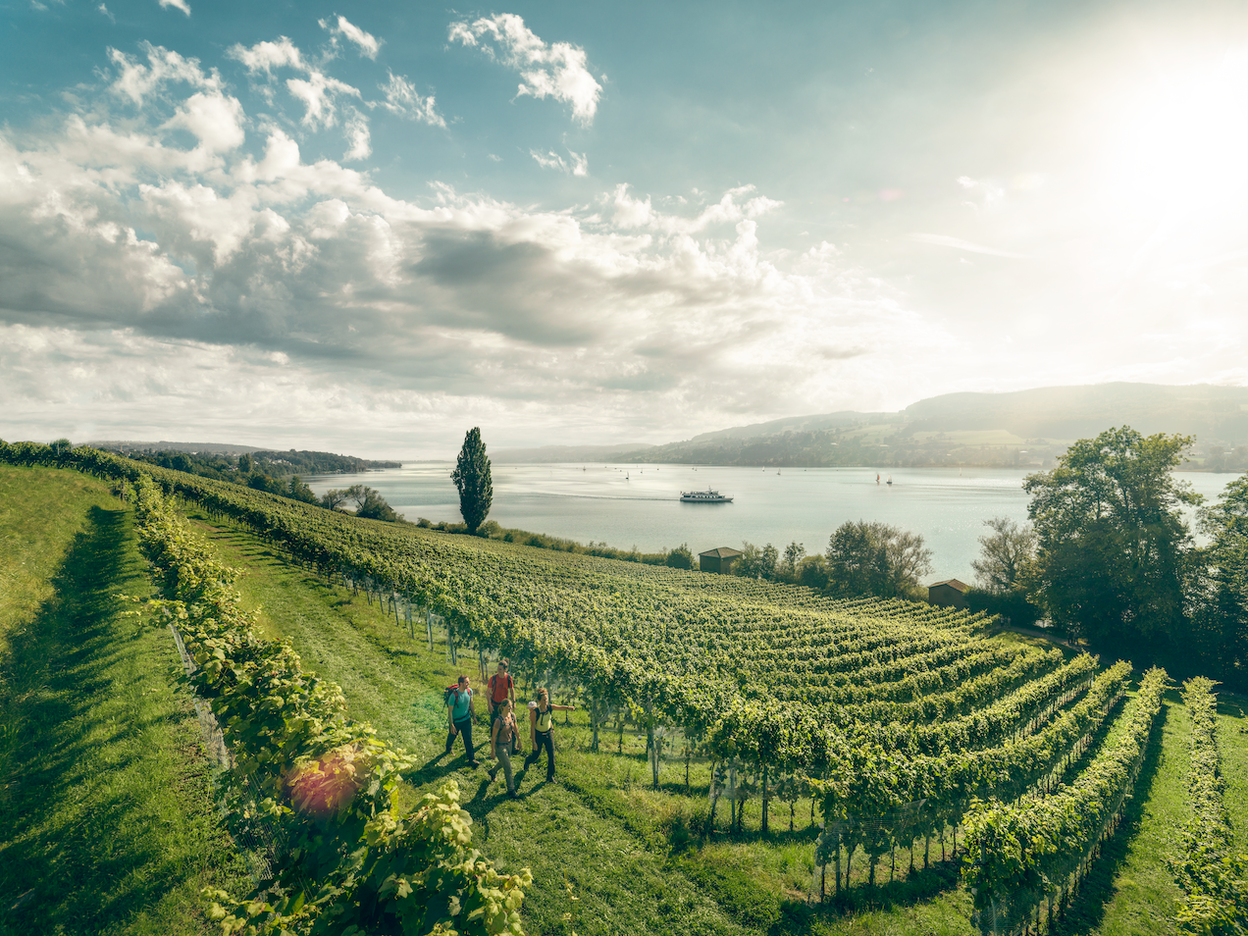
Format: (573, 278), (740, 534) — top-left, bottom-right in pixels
(971, 517), (1036, 594)
(781, 541), (807, 581)
(665, 543), (694, 569)
(824, 520), (932, 599)
(735, 542), (779, 580)
(1024, 426), (1199, 655)
(1189, 474), (1248, 688)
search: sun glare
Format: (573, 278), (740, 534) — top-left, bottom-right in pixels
(1101, 49), (1248, 217)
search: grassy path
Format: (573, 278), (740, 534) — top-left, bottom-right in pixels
(1217, 693), (1248, 852)
(0, 467), (248, 936)
(1051, 691), (1187, 936)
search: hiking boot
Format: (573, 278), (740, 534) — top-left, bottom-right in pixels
(487, 768), (497, 782)
(467, 760), (481, 768)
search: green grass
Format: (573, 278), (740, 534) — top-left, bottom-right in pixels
(0, 466), (117, 660)
(1217, 692), (1248, 853)
(0, 467), (249, 935)
(1049, 690), (1187, 936)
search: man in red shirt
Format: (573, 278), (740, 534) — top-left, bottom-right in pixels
(487, 658), (515, 725)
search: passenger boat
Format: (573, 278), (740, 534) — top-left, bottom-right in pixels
(680, 488), (733, 503)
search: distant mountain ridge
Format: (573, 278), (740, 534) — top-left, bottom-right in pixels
(902, 383), (1248, 440)
(560, 383), (1248, 470)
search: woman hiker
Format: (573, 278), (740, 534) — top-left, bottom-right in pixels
(487, 698), (520, 798)
(444, 674), (480, 767)
(523, 688), (575, 782)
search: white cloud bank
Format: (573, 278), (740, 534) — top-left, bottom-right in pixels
(0, 39), (952, 449)
(449, 13), (602, 124)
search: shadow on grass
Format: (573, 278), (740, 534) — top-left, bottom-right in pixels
(1044, 698), (1169, 936)
(0, 507), (202, 935)
(1220, 694), (1246, 720)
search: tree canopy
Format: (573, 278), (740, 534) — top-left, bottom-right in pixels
(971, 517), (1037, 594)
(824, 520), (932, 599)
(1190, 474), (1248, 686)
(344, 483), (400, 522)
(451, 427), (493, 534)
(1023, 426), (1199, 654)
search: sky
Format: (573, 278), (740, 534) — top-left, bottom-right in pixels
(3, 0), (1248, 458)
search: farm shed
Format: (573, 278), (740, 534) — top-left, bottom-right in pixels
(927, 578), (970, 609)
(699, 546), (743, 574)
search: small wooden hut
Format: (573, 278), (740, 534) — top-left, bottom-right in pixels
(699, 546), (743, 575)
(927, 578), (970, 609)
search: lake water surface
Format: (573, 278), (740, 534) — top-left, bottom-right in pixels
(302, 464), (1234, 585)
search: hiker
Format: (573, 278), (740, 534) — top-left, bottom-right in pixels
(487, 659), (516, 724)
(444, 675), (479, 767)
(488, 698), (520, 798)
(523, 688), (575, 782)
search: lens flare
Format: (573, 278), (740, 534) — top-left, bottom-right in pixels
(285, 747), (365, 817)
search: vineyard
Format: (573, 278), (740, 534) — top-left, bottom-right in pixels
(3, 442), (1248, 936)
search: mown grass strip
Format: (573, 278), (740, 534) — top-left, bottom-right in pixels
(1051, 690), (1185, 936)
(0, 466), (249, 936)
(1170, 677), (1248, 935)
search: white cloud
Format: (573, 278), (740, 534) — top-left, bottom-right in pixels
(98, 3), (115, 23)
(608, 184), (781, 233)
(449, 13), (602, 124)
(530, 150), (567, 172)
(1, 92), (916, 430)
(909, 232), (1031, 259)
(376, 71), (446, 126)
(158, 0), (190, 15)
(320, 14), (381, 59)
(286, 71), (361, 129)
(530, 149), (589, 176)
(164, 91), (246, 156)
(226, 37), (361, 130)
(10, 41), (1090, 449)
(343, 109), (371, 162)
(109, 42), (220, 105)
(228, 37), (305, 75)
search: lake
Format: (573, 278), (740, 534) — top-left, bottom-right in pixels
(301, 464), (1235, 585)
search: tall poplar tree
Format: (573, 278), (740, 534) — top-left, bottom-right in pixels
(451, 426), (492, 534)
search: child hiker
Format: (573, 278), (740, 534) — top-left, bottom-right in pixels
(488, 698), (520, 798)
(523, 688), (575, 782)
